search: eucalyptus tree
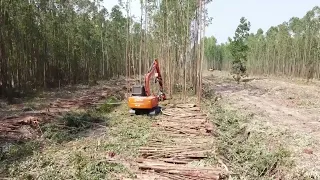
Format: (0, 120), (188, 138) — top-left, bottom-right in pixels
(228, 17), (251, 75)
(0, 0), (131, 101)
(203, 6), (320, 81)
(140, 0), (212, 98)
(0, 0), (214, 102)
(245, 6), (320, 79)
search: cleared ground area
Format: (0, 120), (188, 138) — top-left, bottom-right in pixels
(205, 71), (320, 178)
(1, 72), (320, 179)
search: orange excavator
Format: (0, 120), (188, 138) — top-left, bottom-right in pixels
(128, 58), (166, 115)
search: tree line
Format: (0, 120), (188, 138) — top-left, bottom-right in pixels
(205, 6), (320, 81)
(0, 0), (127, 101)
(0, 0), (212, 102)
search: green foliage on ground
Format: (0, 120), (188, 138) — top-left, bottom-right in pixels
(205, 101), (295, 180)
(42, 96), (120, 143)
(70, 151), (132, 180)
(41, 111), (107, 143)
(0, 141), (41, 162)
(97, 96), (121, 113)
(1, 103), (151, 179)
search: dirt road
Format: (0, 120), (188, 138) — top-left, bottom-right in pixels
(205, 71), (320, 176)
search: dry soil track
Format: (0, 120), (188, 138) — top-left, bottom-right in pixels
(205, 71), (320, 176)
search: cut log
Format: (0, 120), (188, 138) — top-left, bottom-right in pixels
(159, 158), (189, 164)
(137, 160), (226, 180)
(175, 104), (197, 108)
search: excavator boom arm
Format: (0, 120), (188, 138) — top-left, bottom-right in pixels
(144, 59), (165, 100)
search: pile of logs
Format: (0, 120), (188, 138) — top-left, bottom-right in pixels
(137, 159), (227, 180)
(155, 104), (215, 136)
(136, 103), (228, 180)
(139, 143), (210, 161)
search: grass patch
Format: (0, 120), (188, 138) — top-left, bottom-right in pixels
(70, 151), (132, 180)
(0, 141), (41, 177)
(41, 111), (107, 143)
(97, 96), (121, 113)
(105, 113), (151, 157)
(40, 96), (123, 144)
(0, 141), (41, 161)
(2, 103), (152, 179)
(205, 101), (294, 180)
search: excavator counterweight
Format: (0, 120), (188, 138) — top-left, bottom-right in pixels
(128, 59), (166, 115)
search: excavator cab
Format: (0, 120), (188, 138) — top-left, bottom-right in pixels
(131, 85), (147, 96)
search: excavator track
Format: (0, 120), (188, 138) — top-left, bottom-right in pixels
(129, 106), (162, 116)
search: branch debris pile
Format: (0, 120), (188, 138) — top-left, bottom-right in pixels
(0, 79), (130, 143)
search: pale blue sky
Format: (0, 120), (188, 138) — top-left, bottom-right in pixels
(103, 0), (319, 44)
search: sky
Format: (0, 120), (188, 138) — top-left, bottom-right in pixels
(102, 0), (319, 44)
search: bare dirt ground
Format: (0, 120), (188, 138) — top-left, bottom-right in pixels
(205, 70), (320, 176)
